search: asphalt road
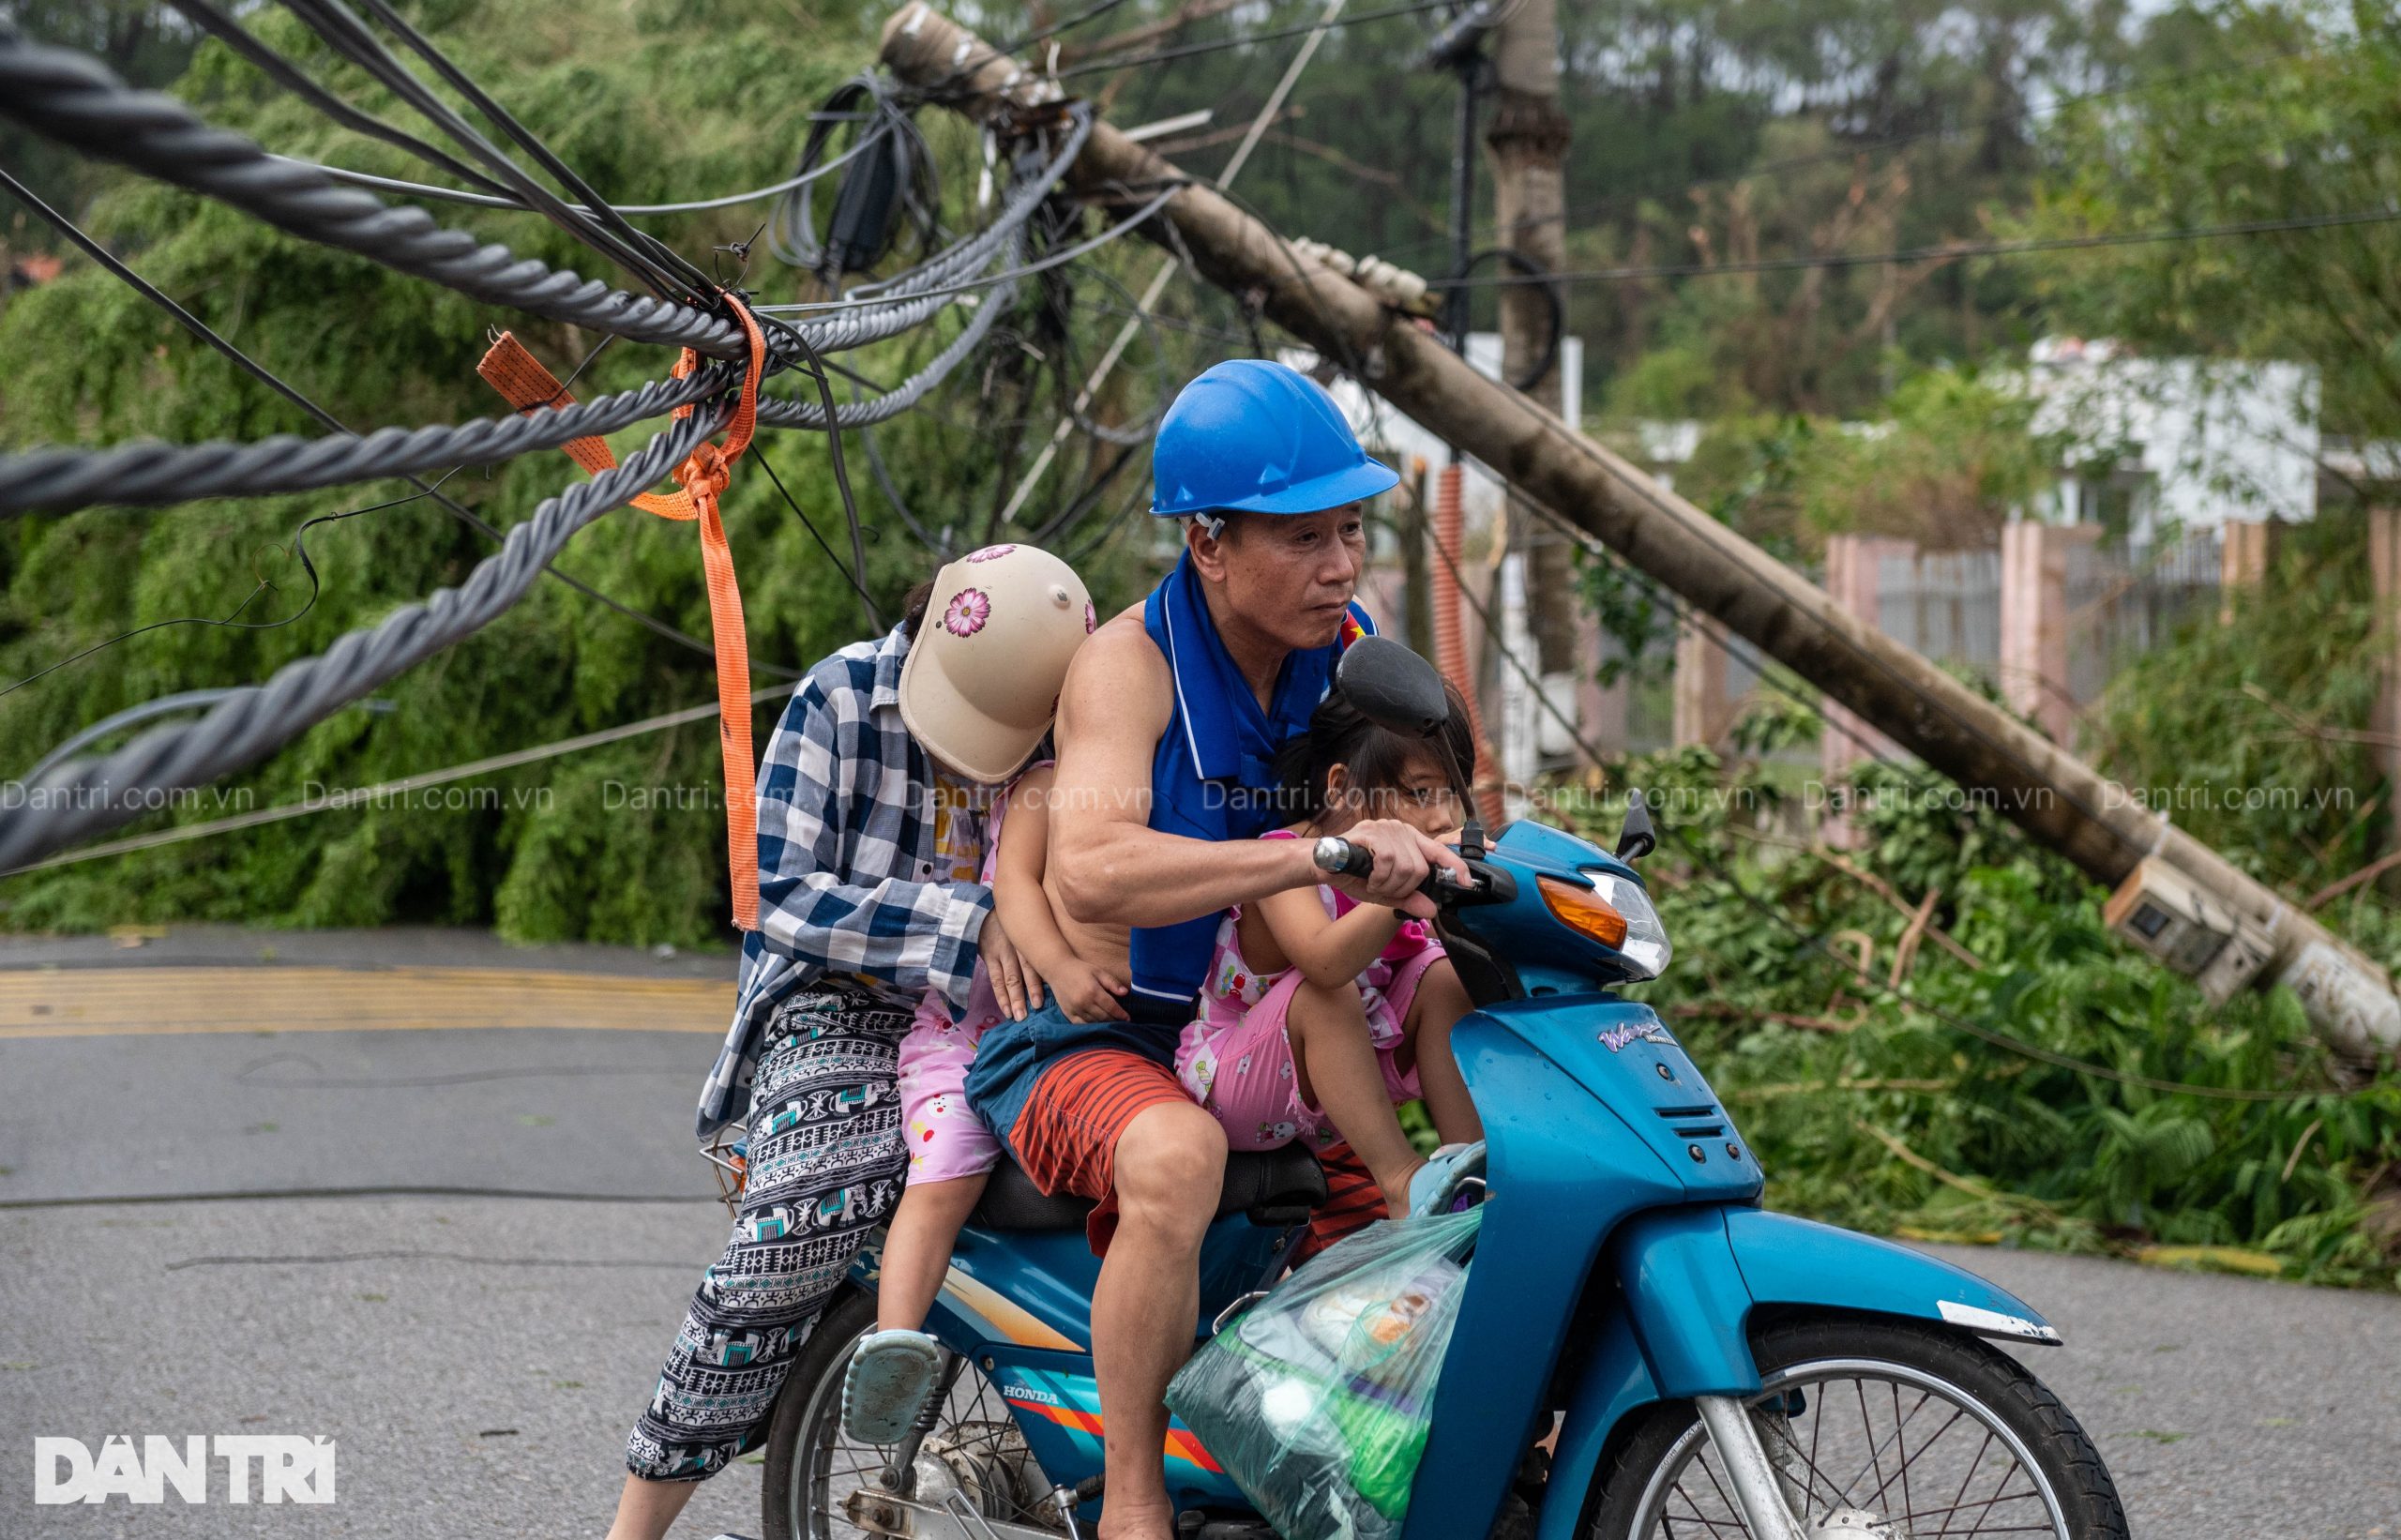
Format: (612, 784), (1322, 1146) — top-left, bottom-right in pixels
(2, 929), (2396, 1538)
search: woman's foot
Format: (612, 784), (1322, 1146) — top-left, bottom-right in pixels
(841, 1329), (946, 1444)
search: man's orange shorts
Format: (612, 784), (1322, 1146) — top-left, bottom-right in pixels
(1010, 1047), (1195, 1255)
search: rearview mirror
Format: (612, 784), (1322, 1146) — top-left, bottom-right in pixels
(1334, 636), (1452, 739)
(1616, 788), (1656, 863)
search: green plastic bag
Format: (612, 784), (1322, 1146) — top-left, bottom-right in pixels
(1166, 1207), (1481, 1540)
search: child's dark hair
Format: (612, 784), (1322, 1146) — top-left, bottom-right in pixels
(1275, 674), (1475, 828)
(899, 577), (936, 637)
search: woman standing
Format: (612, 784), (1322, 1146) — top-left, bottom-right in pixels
(605, 544), (1095, 1540)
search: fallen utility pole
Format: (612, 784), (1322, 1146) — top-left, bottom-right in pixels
(881, 3), (2401, 1063)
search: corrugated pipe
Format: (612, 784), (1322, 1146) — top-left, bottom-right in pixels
(1428, 462), (1508, 829)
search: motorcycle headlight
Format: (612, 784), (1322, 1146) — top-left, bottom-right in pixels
(1592, 870), (1672, 979)
(1534, 868), (1674, 981)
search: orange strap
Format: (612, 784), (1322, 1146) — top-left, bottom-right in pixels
(476, 298), (768, 930)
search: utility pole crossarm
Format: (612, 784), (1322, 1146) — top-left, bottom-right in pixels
(879, 3), (2401, 1061)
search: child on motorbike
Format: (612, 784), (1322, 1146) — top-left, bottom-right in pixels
(843, 751), (1133, 1443)
(1174, 683), (1485, 1221)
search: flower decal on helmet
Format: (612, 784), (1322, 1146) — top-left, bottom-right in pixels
(1084, 600), (1097, 634)
(943, 587), (991, 637)
(965, 544), (1016, 563)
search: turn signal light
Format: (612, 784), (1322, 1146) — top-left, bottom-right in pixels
(1538, 873), (1628, 949)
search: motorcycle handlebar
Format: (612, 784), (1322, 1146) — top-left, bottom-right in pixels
(1313, 837), (1478, 902)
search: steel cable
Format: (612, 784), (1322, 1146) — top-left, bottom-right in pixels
(0, 215), (1045, 514)
(0, 35), (748, 353)
(0, 370), (728, 513)
(0, 163), (794, 679)
(0, 408), (720, 871)
(0, 34), (1090, 359)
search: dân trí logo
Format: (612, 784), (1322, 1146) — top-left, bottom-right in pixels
(33, 1435), (336, 1504)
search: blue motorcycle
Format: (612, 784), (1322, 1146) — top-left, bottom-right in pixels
(746, 639), (2126, 1540)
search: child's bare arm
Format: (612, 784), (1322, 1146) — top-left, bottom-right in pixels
(994, 766), (1128, 1022)
(993, 768), (1072, 985)
(1254, 883), (1403, 990)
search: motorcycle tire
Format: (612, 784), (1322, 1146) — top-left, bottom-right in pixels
(1581, 1313), (2128, 1539)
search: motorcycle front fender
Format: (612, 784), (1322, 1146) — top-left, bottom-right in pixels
(1535, 1205), (2059, 1540)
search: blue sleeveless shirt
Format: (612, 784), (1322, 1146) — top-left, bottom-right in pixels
(1127, 552), (1374, 1005)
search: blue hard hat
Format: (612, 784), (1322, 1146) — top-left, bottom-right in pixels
(1151, 359), (1399, 518)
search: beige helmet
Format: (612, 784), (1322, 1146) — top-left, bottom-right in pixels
(898, 543), (1096, 784)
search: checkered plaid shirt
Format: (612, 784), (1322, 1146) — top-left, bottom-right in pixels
(695, 622), (990, 1138)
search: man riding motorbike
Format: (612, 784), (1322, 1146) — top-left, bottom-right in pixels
(962, 358), (1470, 1540)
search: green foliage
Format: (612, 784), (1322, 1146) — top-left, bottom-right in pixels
(2014, 1), (2401, 445)
(1550, 741), (2401, 1290)
(2088, 508), (2389, 924)
(0, 0), (1154, 947)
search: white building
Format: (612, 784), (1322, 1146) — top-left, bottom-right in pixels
(2020, 336), (2321, 541)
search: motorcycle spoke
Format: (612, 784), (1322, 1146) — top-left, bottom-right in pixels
(1756, 1414), (1862, 1517)
(1638, 1358), (2074, 1540)
(1842, 1386), (1945, 1507)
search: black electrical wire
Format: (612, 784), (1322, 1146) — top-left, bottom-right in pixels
(281, 114), (895, 216)
(340, 0), (722, 302)
(1444, 247), (1561, 388)
(759, 317), (881, 633)
(991, 0), (1138, 60)
(0, 29), (1066, 362)
(1052, 0), (1454, 80)
(769, 75), (943, 279)
(0, 164), (797, 681)
(763, 183), (1183, 314)
(0, 35), (756, 354)
(275, 0), (709, 305)
(167, 0), (518, 200)
(1423, 206), (2401, 290)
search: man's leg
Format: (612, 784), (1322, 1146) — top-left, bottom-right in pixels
(1090, 1099), (1228, 1540)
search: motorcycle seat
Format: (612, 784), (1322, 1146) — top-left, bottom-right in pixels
(969, 1146), (1330, 1232)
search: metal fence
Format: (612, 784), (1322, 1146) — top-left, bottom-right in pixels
(1875, 545), (2004, 688)
(2064, 531), (2223, 707)
(1617, 530), (2224, 758)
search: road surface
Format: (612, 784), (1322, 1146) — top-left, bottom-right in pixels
(2, 927), (2394, 1537)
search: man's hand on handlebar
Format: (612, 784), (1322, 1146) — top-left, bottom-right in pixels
(1321, 819), (1471, 919)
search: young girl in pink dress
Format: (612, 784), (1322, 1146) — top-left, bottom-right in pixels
(1174, 684), (1485, 1219)
(848, 760), (1133, 1440)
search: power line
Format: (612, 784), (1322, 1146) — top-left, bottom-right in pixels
(0, 162), (793, 680)
(1052, 0), (1452, 80)
(0, 682), (793, 877)
(1370, 37), (2334, 264)
(279, 114), (894, 216)
(0, 408), (720, 871)
(1425, 205), (2401, 290)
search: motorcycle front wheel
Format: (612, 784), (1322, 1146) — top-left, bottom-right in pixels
(1583, 1315), (2128, 1540)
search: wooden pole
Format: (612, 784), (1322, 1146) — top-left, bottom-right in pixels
(880, 3), (2400, 1059)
